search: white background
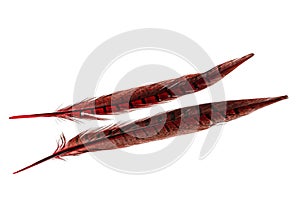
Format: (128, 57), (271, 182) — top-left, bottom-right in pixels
(0, 1), (299, 199)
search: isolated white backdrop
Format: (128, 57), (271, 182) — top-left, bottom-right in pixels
(0, 1), (299, 200)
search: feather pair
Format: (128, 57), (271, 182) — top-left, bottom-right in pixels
(10, 53), (288, 174)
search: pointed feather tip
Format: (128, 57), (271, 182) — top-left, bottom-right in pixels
(219, 53), (255, 77)
(266, 95), (288, 104)
(243, 53), (255, 60)
(237, 95), (288, 115)
(269, 95), (288, 105)
(249, 95), (288, 107)
(274, 95), (288, 100)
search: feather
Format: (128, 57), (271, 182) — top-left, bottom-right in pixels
(13, 95), (287, 174)
(9, 53), (254, 120)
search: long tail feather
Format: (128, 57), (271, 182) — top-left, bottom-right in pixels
(13, 95), (287, 174)
(9, 53), (254, 120)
